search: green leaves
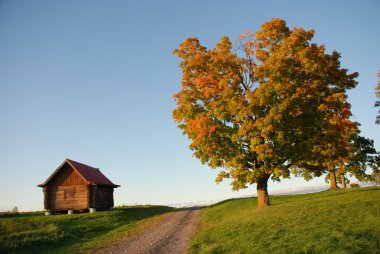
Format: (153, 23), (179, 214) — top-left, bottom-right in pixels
(173, 19), (359, 193)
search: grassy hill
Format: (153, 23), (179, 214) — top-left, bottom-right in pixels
(189, 187), (380, 254)
(0, 205), (173, 253)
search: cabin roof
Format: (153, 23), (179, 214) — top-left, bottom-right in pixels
(38, 159), (120, 187)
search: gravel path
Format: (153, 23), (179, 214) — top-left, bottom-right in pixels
(99, 207), (201, 254)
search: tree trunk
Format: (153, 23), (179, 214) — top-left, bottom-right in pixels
(329, 169), (338, 190)
(341, 175), (346, 189)
(257, 175), (270, 208)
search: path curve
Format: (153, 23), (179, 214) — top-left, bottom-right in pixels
(99, 207), (201, 254)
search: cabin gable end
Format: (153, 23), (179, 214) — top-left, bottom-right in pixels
(47, 162), (88, 187)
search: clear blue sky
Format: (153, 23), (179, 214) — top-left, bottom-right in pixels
(0, 0), (379, 211)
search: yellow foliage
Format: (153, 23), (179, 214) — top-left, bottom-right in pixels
(173, 18), (359, 192)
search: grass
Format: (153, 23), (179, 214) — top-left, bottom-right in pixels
(0, 205), (174, 253)
(189, 187), (380, 254)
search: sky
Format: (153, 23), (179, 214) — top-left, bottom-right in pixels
(0, 0), (379, 211)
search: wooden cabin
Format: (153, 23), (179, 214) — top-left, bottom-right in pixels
(38, 159), (120, 213)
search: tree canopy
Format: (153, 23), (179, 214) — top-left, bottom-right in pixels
(173, 18), (359, 208)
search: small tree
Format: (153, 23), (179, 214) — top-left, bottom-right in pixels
(339, 174), (349, 189)
(326, 133), (379, 189)
(371, 171), (380, 186)
(173, 19), (358, 208)
(345, 134), (379, 180)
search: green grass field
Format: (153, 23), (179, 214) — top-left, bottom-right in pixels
(190, 187), (380, 254)
(0, 205), (173, 253)
(2, 188), (379, 254)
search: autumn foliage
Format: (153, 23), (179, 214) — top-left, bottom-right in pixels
(173, 19), (360, 208)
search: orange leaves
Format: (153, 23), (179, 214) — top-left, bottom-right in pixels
(255, 18), (289, 48)
(245, 41), (254, 56)
(254, 18), (290, 62)
(255, 49), (270, 62)
(174, 35), (242, 104)
(173, 37), (206, 62)
(186, 115), (219, 144)
(238, 31), (255, 58)
(255, 143), (273, 156)
(215, 36), (233, 54)
(187, 116), (209, 133)
(209, 125), (219, 133)
(173, 18), (361, 192)
(318, 103), (328, 111)
(238, 31), (254, 40)
(194, 75), (220, 99)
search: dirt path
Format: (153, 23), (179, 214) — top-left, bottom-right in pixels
(99, 207), (201, 254)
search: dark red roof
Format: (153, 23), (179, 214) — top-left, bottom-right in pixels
(38, 159), (119, 187)
(67, 159), (118, 187)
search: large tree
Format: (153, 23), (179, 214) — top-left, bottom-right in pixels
(173, 19), (358, 208)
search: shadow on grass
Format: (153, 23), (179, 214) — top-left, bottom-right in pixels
(270, 192), (341, 206)
(0, 205), (174, 254)
(0, 211), (44, 219)
(209, 197), (255, 208)
(351, 186), (380, 193)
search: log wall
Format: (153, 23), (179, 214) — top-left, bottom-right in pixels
(43, 163), (115, 211)
(45, 185), (88, 210)
(95, 186), (114, 209)
(88, 185), (96, 208)
(87, 185), (114, 209)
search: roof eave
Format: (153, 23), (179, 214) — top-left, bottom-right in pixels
(91, 182), (120, 188)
